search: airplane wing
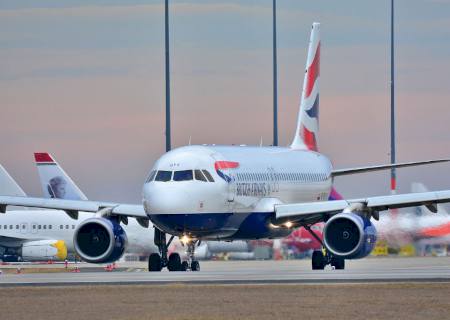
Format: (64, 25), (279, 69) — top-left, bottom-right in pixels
(275, 190), (450, 225)
(332, 159), (450, 177)
(0, 196), (146, 219)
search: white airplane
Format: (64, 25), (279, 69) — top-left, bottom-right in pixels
(0, 161), (157, 262)
(34, 152), (252, 261)
(0, 164), (68, 261)
(2, 22), (450, 272)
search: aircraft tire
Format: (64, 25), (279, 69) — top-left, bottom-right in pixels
(312, 250), (326, 270)
(148, 253), (162, 272)
(331, 256), (345, 270)
(167, 253), (182, 271)
(191, 260), (200, 272)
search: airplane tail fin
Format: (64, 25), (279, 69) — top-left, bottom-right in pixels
(291, 22), (320, 151)
(34, 152), (88, 200)
(0, 164), (26, 197)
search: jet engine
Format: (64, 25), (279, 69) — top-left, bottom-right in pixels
(21, 240), (68, 261)
(323, 213), (377, 259)
(74, 217), (127, 263)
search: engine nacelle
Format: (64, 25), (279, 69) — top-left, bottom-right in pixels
(323, 213), (377, 259)
(74, 217), (127, 264)
(22, 240), (68, 261)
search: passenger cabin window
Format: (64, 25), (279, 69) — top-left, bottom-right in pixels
(173, 170), (193, 181)
(60, 225), (63, 229)
(155, 170), (172, 182)
(202, 170), (215, 182)
(194, 170), (207, 182)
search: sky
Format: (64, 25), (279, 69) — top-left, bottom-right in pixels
(1, 0), (450, 203)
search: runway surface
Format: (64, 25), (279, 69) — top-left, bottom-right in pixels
(1, 257), (449, 286)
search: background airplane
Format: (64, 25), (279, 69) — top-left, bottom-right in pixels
(0, 162), (157, 262)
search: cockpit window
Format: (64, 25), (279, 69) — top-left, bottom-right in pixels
(155, 170), (172, 182)
(194, 170), (207, 182)
(145, 170), (157, 183)
(173, 170), (193, 181)
(202, 170), (215, 182)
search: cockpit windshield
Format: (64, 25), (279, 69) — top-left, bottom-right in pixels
(155, 170), (172, 182)
(150, 169), (215, 182)
(173, 170), (193, 181)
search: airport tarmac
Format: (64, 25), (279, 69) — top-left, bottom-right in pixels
(0, 257), (449, 286)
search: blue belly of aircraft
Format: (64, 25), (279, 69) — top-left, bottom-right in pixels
(149, 212), (291, 239)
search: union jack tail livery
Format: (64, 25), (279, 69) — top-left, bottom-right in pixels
(291, 22), (320, 151)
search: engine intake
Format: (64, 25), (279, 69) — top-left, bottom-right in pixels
(74, 217), (127, 263)
(323, 213), (377, 259)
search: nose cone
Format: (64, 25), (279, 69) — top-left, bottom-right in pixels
(143, 184), (193, 214)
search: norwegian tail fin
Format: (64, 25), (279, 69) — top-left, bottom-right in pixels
(34, 152), (88, 200)
(291, 22), (320, 151)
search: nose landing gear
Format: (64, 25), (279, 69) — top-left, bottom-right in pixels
(184, 241), (200, 271)
(148, 228), (177, 272)
(148, 228), (201, 272)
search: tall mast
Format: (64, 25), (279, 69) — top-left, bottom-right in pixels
(165, 0), (171, 152)
(272, 0), (278, 146)
(390, 0), (396, 194)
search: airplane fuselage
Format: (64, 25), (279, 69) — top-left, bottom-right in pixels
(143, 145), (333, 240)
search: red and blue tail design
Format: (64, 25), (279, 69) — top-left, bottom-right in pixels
(291, 23), (320, 151)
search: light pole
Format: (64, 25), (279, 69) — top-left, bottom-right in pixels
(390, 0), (396, 194)
(273, 0), (278, 146)
(165, 0), (171, 152)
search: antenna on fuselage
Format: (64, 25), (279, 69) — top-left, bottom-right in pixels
(189, 136), (192, 146)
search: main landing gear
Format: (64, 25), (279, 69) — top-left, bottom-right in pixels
(304, 225), (345, 270)
(148, 228), (200, 272)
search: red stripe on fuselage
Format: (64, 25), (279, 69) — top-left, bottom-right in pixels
(305, 44), (320, 99)
(34, 153), (54, 163)
(214, 161), (240, 170)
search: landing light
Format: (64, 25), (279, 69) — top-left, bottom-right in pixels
(284, 221), (293, 229)
(180, 235), (191, 245)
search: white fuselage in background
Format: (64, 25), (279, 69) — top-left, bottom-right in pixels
(0, 210), (157, 256)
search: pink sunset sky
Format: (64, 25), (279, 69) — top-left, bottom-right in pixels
(1, 1), (450, 203)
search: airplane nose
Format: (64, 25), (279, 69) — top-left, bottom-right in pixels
(144, 185), (192, 214)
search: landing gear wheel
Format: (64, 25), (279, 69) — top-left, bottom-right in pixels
(181, 261), (189, 272)
(167, 253), (182, 271)
(331, 256), (345, 270)
(191, 260), (200, 272)
(148, 253), (162, 272)
(312, 250), (326, 270)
